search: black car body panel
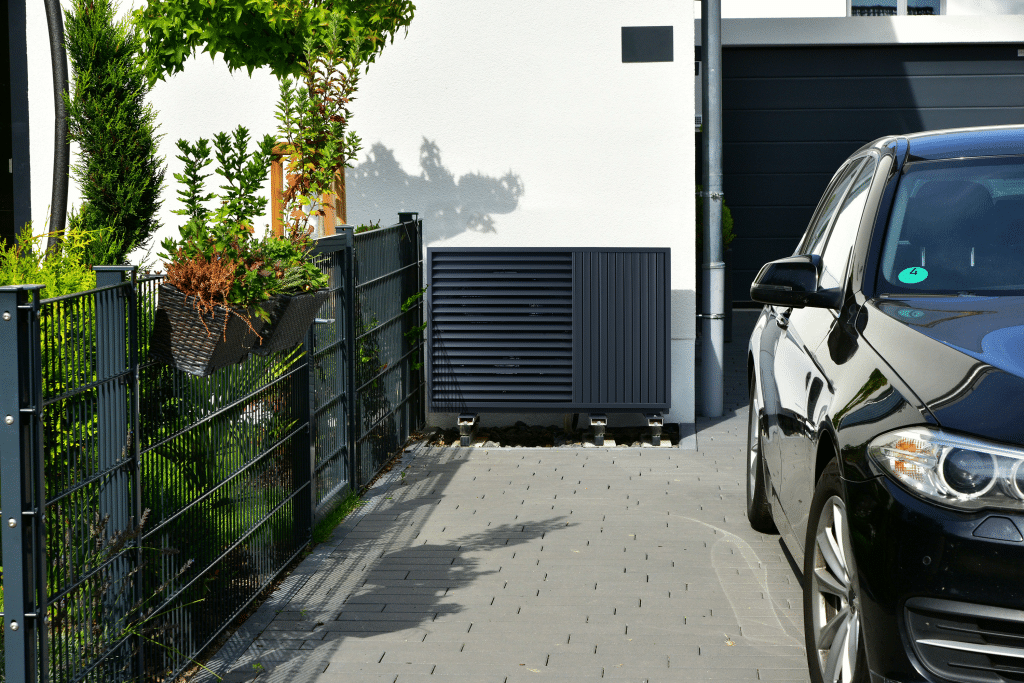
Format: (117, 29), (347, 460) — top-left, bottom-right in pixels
(866, 297), (1024, 449)
(846, 474), (1024, 682)
(748, 126), (1024, 683)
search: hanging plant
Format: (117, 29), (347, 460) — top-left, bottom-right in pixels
(151, 126), (328, 375)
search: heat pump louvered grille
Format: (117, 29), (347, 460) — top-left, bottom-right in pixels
(427, 247), (670, 414)
(430, 252), (574, 408)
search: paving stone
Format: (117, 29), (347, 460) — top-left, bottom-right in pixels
(197, 312), (810, 683)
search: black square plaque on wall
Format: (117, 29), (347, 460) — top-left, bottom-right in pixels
(621, 26), (673, 63)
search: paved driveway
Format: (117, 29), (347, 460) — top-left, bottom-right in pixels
(203, 312), (810, 682)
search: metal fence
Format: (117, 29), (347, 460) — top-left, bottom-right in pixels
(0, 217), (423, 683)
(352, 215), (425, 484)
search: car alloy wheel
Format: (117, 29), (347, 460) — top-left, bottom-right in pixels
(805, 460), (867, 683)
(746, 382), (776, 532)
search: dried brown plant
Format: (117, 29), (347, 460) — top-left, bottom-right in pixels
(164, 251), (259, 341)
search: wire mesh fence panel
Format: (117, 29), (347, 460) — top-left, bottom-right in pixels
(352, 219), (424, 484)
(309, 237), (354, 518)
(0, 220), (421, 682)
(136, 341), (308, 680)
(36, 275), (141, 683)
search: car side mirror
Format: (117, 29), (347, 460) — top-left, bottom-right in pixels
(750, 254), (843, 310)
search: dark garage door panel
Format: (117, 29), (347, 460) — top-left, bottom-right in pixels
(727, 175), (835, 208)
(726, 75), (1023, 110)
(724, 44), (1024, 303)
(726, 108), (1024, 143)
(724, 45), (1024, 78)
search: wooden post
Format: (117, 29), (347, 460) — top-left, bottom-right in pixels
(270, 143), (290, 238)
(335, 169), (347, 227)
(269, 143), (346, 237)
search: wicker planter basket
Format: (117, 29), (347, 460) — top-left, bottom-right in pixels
(252, 289), (329, 356)
(149, 284), (270, 376)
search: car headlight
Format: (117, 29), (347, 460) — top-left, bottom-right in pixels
(867, 427), (1024, 510)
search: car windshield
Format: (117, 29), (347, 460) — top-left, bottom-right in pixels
(878, 155), (1024, 295)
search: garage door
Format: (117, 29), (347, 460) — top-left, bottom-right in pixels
(721, 44), (1024, 303)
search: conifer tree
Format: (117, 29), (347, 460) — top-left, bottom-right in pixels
(65, 0), (165, 265)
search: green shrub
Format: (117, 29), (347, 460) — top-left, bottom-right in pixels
(65, 0), (166, 265)
(0, 223), (96, 296)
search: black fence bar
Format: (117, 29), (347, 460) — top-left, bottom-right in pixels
(0, 214), (425, 683)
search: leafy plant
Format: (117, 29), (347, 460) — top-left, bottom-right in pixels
(134, 0), (415, 80)
(160, 127), (328, 330)
(64, 0), (166, 264)
(353, 221), (382, 234)
(0, 223), (97, 296)
(275, 16), (362, 239)
(402, 287), (426, 371)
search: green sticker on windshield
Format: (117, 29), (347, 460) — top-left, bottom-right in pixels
(898, 266), (928, 284)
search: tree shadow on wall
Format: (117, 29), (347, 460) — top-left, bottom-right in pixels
(346, 138), (525, 240)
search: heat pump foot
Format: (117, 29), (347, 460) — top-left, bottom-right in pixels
(458, 413), (478, 447)
(646, 414), (664, 447)
(590, 414), (607, 447)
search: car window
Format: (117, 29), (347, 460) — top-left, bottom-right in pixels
(878, 155), (1024, 294)
(797, 159), (864, 256)
(819, 157), (877, 291)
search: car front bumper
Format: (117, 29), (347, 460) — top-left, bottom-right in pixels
(844, 474), (1024, 683)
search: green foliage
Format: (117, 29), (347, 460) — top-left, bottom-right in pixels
(275, 16), (362, 238)
(353, 221), (382, 234)
(64, 0), (166, 265)
(0, 224), (96, 297)
(695, 185), (735, 252)
(172, 138), (215, 224)
(135, 0), (415, 80)
(402, 287), (426, 371)
(161, 127), (328, 316)
(172, 126), (276, 230)
(311, 490), (365, 545)
(214, 127), (276, 228)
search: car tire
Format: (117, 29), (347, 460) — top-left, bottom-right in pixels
(746, 381), (776, 533)
(803, 459), (868, 683)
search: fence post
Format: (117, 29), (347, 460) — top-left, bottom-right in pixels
(93, 267), (135, 537)
(343, 229), (359, 487)
(94, 265), (140, 676)
(0, 285), (46, 683)
(396, 215), (425, 431)
(328, 230), (350, 494)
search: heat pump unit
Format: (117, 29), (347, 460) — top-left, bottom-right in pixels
(426, 247), (671, 444)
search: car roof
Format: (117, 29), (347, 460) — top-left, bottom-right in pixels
(854, 124), (1024, 162)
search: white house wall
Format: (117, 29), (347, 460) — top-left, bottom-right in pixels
(23, 1), (698, 429)
(346, 1), (694, 428)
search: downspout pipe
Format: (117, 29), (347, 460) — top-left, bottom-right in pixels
(700, 0), (725, 418)
(44, 0), (69, 251)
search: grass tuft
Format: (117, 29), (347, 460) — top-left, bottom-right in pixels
(311, 490), (365, 545)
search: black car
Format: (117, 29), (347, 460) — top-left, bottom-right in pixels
(747, 125), (1024, 683)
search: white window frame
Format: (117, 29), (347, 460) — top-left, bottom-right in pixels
(848, 0), (946, 15)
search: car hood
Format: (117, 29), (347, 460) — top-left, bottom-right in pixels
(864, 296), (1024, 447)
